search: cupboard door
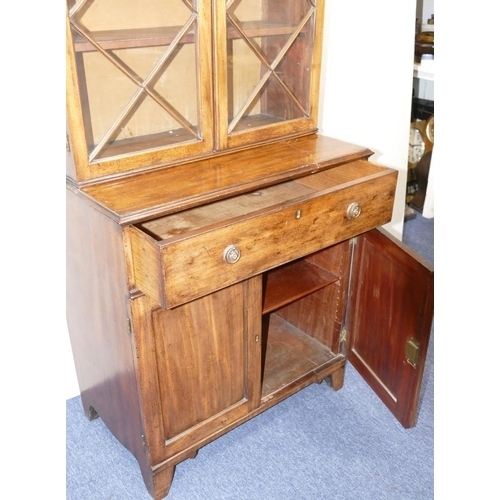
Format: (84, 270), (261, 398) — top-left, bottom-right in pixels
(214, 0), (324, 150)
(66, 0), (214, 181)
(131, 278), (262, 462)
(347, 229), (434, 428)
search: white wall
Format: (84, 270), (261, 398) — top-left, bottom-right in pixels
(319, 0), (417, 239)
(416, 0), (434, 26)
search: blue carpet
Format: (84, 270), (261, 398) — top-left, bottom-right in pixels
(67, 213), (434, 499)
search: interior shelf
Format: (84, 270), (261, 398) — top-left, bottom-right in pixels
(261, 314), (342, 399)
(72, 26), (195, 52)
(227, 20), (305, 40)
(263, 260), (339, 315)
(72, 21), (306, 53)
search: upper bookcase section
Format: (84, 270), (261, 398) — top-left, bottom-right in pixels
(66, 0), (324, 183)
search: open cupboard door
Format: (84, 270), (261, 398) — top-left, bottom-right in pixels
(346, 228), (434, 428)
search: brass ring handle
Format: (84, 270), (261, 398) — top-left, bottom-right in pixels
(346, 202), (361, 220)
(223, 244), (241, 264)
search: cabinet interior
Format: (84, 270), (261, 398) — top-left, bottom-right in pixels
(261, 251), (345, 399)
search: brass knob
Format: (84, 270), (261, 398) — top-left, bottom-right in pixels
(346, 202), (361, 220)
(223, 244), (241, 264)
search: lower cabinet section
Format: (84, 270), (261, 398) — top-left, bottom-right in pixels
(127, 242), (351, 498)
(69, 226), (432, 499)
(66, 143), (433, 499)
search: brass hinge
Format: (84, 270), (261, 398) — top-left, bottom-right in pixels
(66, 134), (71, 153)
(405, 337), (420, 368)
(127, 318), (132, 336)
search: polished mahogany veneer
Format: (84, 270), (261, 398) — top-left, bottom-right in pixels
(66, 2), (433, 498)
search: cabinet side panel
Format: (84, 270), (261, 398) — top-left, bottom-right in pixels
(66, 189), (150, 477)
(129, 294), (167, 465)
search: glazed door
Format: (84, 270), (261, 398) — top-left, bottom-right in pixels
(66, 0), (214, 181)
(214, 0), (324, 150)
(346, 229), (434, 428)
(130, 278), (262, 463)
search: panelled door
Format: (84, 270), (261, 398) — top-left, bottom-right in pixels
(130, 278), (262, 463)
(347, 229), (434, 428)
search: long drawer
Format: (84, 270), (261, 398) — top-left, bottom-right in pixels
(127, 160), (397, 309)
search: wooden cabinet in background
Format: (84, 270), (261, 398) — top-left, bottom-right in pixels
(66, 1), (434, 499)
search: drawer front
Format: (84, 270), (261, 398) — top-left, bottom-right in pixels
(129, 165), (397, 308)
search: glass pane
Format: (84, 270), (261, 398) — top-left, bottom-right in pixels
(226, 0), (316, 134)
(68, 0), (201, 161)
